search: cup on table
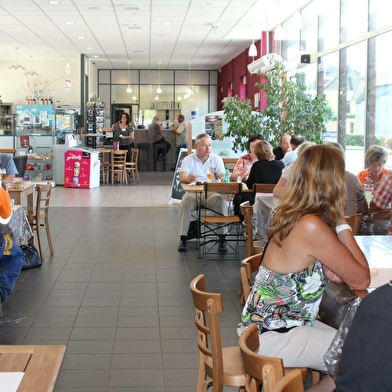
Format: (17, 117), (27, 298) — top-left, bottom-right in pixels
(0, 168), (6, 181)
(364, 183), (374, 206)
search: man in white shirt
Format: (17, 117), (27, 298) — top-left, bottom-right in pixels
(178, 133), (227, 252)
(282, 135), (305, 166)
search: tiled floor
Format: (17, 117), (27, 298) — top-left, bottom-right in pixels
(0, 172), (248, 391)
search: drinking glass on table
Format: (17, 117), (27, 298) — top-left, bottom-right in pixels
(364, 183), (374, 206)
(0, 168), (6, 181)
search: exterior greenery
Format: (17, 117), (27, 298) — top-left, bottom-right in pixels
(222, 57), (333, 153)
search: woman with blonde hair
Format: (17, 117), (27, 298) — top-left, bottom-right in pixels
(245, 140), (284, 190)
(239, 144), (370, 385)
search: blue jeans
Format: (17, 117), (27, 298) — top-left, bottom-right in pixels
(0, 235), (24, 302)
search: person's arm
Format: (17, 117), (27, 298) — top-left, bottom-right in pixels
(173, 123), (184, 135)
(273, 176), (287, 197)
(230, 158), (249, 181)
(245, 165), (256, 190)
(357, 197), (369, 213)
(179, 171), (196, 184)
(304, 217), (370, 290)
(370, 172), (392, 210)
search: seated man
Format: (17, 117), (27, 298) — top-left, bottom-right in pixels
(272, 133), (291, 160)
(178, 133), (227, 252)
(0, 182), (24, 305)
(282, 135), (305, 167)
(0, 153), (19, 183)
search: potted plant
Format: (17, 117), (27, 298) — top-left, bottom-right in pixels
(222, 56), (333, 153)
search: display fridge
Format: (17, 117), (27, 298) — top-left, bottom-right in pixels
(64, 148), (100, 188)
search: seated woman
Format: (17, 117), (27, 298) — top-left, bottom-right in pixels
(230, 133), (264, 182)
(357, 144), (389, 191)
(234, 140), (282, 218)
(238, 144), (370, 390)
(245, 140), (284, 191)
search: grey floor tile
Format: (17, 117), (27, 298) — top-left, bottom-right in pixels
(0, 182), (249, 391)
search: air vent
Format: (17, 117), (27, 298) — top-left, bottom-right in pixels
(125, 4), (140, 10)
(128, 24), (141, 29)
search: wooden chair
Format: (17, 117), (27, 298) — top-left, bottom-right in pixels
(125, 148), (140, 182)
(252, 183), (276, 194)
(239, 253), (262, 305)
(240, 201), (265, 259)
(110, 150), (127, 185)
(190, 274), (246, 392)
(199, 182), (243, 262)
(239, 323), (307, 392)
(344, 213), (363, 235)
(268, 367), (304, 392)
(27, 182), (54, 261)
(222, 157), (238, 172)
(99, 150), (110, 184)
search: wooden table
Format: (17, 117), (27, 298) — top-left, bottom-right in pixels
(0, 345), (66, 392)
(253, 194), (391, 239)
(7, 182), (35, 213)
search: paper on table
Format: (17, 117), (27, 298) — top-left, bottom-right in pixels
(0, 372), (24, 392)
(370, 268), (392, 288)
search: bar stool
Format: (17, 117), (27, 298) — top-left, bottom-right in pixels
(137, 143), (150, 171)
(153, 143), (167, 171)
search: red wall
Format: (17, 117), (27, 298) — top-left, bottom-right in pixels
(218, 32), (271, 111)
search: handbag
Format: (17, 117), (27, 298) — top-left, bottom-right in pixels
(323, 296), (361, 376)
(20, 244), (42, 270)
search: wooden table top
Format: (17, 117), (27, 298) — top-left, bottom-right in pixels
(0, 345), (66, 392)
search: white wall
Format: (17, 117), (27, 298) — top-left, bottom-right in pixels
(0, 59), (81, 112)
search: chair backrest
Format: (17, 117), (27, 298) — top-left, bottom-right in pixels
(240, 201), (255, 257)
(203, 181), (242, 214)
(253, 183), (276, 194)
(130, 148), (139, 164)
(269, 368), (304, 392)
(344, 213), (363, 235)
(13, 155), (28, 178)
(222, 157), (238, 172)
(35, 182), (52, 217)
(239, 324), (285, 392)
(189, 275), (224, 381)
(240, 253), (262, 302)
(111, 150), (127, 166)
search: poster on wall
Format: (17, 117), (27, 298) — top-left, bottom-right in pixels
(65, 79), (71, 90)
(169, 148), (193, 204)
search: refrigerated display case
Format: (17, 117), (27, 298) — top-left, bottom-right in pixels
(15, 104), (55, 185)
(55, 106), (81, 144)
(64, 148), (100, 188)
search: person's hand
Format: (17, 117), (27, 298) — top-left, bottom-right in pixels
(188, 174), (197, 183)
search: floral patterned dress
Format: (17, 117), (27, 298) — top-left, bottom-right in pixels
(239, 246), (329, 335)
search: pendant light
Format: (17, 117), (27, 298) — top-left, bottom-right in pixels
(126, 60), (132, 93)
(9, 47), (25, 71)
(248, 26), (257, 57)
(156, 60), (162, 94)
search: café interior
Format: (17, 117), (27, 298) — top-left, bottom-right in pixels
(1, 0), (392, 391)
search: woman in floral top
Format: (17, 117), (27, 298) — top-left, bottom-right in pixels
(239, 144), (370, 389)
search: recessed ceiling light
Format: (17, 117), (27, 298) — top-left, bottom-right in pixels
(48, 1), (60, 4)
(78, 36), (85, 39)
(65, 21), (74, 25)
(87, 47), (93, 50)
(162, 22), (171, 26)
(93, 55), (99, 58)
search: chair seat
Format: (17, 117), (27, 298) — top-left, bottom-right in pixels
(204, 346), (245, 384)
(202, 215), (242, 224)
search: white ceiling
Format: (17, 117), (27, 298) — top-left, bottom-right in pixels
(0, 0), (309, 71)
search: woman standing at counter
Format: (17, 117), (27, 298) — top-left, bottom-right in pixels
(111, 112), (135, 162)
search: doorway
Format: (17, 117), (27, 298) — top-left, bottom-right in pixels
(111, 104), (139, 126)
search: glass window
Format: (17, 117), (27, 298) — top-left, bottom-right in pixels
(281, 14), (300, 62)
(339, 41), (367, 174)
(318, 0), (339, 51)
(111, 85), (139, 104)
(369, 0), (392, 31)
(300, 2), (318, 54)
(367, 31), (392, 169)
(318, 51), (339, 145)
(340, 0), (367, 42)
